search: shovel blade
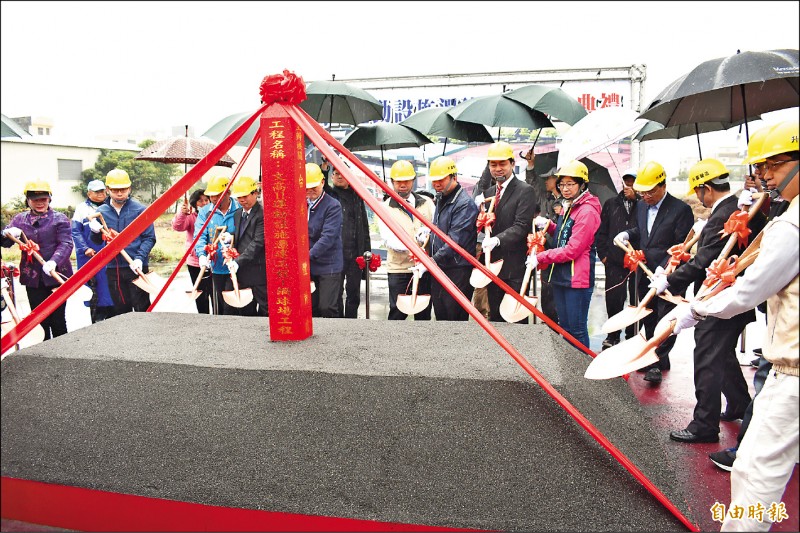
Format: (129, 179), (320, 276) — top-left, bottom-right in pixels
(310, 281), (316, 294)
(658, 292), (688, 306)
(499, 295), (538, 323)
(469, 259), (504, 288)
(222, 288), (254, 308)
(396, 294), (431, 316)
(186, 289), (203, 300)
(132, 272), (166, 295)
(600, 305), (652, 334)
(584, 332), (659, 380)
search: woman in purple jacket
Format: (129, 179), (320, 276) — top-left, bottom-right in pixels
(1, 180), (74, 339)
(528, 161), (601, 350)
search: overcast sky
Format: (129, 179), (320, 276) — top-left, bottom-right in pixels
(2, 0), (798, 159)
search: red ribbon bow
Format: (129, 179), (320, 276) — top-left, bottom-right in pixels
(719, 210), (751, 249)
(222, 246), (239, 261)
(526, 233), (546, 255)
(19, 240), (40, 260)
(623, 249), (646, 272)
(259, 70), (307, 106)
(101, 228), (119, 243)
(355, 256), (366, 270)
(355, 255), (381, 272)
(476, 211), (496, 231)
(703, 256), (738, 288)
(203, 244), (217, 262)
(667, 244), (691, 269)
(2, 264), (19, 277)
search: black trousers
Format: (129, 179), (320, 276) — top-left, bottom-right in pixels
(431, 266), (473, 321)
(25, 285), (67, 339)
(187, 265), (213, 315)
(311, 273), (343, 318)
(338, 258), (363, 319)
(603, 262), (636, 342)
(105, 264), (151, 317)
(388, 272), (431, 320)
(687, 324), (751, 437)
(487, 274), (524, 323)
(539, 275), (559, 324)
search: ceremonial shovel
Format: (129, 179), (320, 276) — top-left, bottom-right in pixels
(586, 223), (764, 380)
(187, 226), (224, 300)
(470, 195), (504, 288)
(221, 235), (253, 308)
(498, 229), (545, 323)
(6, 232), (92, 300)
(395, 233), (430, 316)
(88, 213), (166, 297)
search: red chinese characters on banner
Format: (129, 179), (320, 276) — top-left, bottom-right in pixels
(260, 105), (313, 341)
(576, 92), (623, 112)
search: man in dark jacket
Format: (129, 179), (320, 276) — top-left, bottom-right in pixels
(306, 163), (343, 318)
(412, 157), (478, 321)
(224, 176), (267, 317)
(615, 161), (693, 384)
(649, 159), (765, 443)
(595, 169), (639, 349)
(329, 165), (371, 318)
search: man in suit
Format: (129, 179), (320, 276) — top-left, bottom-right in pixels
(615, 161), (693, 383)
(480, 142), (538, 322)
(222, 176), (266, 317)
(650, 159), (764, 443)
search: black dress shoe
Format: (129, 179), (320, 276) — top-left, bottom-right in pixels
(720, 410), (746, 422)
(670, 428), (719, 443)
(644, 368), (662, 383)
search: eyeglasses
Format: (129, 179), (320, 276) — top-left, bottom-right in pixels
(763, 159), (798, 172)
(640, 188), (662, 198)
(558, 182), (579, 189)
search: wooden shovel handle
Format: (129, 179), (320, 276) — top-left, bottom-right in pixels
(1, 284), (21, 324)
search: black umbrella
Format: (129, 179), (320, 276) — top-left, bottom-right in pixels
(634, 117), (761, 159)
(341, 122), (432, 180)
(400, 106), (493, 155)
(638, 48), (799, 142)
(534, 151), (618, 207)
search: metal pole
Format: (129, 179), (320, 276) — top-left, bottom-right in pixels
(363, 251), (372, 319)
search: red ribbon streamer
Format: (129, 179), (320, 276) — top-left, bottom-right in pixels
(18, 240), (40, 260)
(526, 233), (546, 255)
(703, 256), (738, 288)
(222, 246), (239, 261)
(719, 210), (751, 249)
(623, 249), (645, 272)
(667, 244), (691, 269)
(476, 211), (495, 231)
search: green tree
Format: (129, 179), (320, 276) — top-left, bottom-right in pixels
(73, 140), (180, 202)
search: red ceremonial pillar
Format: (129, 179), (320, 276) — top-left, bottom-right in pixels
(260, 104), (313, 341)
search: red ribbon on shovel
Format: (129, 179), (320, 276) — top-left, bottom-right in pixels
(18, 240), (40, 261)
(666, 244), (691, 269)
(719, 210), (751, 249)
(703, 256), (738, 288)
(623, 249), (645, 272)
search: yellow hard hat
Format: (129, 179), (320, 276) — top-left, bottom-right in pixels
(428, 157), (457, 181)
(105, 168), (132, 189)
(758, 119), (799, 161)
(633, 161), (667, 191)
(487, 141), (514, 161)
(555, 160), (589, 182)
(687, 159), (729, 195)
(22, 180), (52, 196)
(390, 160), (416, 181)
(305, 163), (324, 188)
(742, 123), (777, 165)
(204, 176), (231, 196)
(230, 176), (259, 198)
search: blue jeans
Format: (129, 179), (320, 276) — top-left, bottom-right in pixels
(552, 284), (593, 349)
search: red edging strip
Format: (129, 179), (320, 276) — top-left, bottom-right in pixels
(0, 477), (483, 532)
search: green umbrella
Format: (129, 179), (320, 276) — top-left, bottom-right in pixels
(447, 94), (554, 140)
(401, 106), (493, 155)
(299, 80), (384, 129)
(342, 122), (432, 180)
(202, 111), (315, 150)
(503, 84), (588, 126)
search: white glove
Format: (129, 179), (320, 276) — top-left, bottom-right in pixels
(129, 258), (143, 274)
(474, 193), (485, 207)
(415, 226), (430, 245)
(88, 219), (103, 233)
(614, 231), (630, 247)
(664, 303), (699, 335)
(691, 218), (707, 236)
(2, 227), (22, 239)
(737, 187), (757, 209)
(410, 263), (427, 277)
(227, 260), (239, 275)
(482, 235), (500, 253)
(648, 266), (669, 295)
(525, 253), (538, 269)
(219, 231), (233, 244)
(198, 255), (211, 269)
(41, 260), (57, 277)
(533, 216), (550, 231)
